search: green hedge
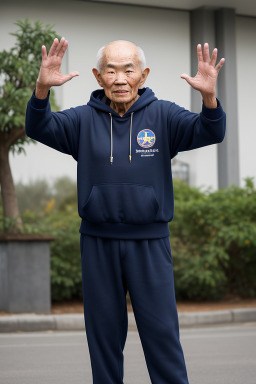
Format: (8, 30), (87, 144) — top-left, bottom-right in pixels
(7, 177), (256, 302)
(171, 177), (256, 300)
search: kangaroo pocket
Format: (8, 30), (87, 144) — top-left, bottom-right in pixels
(83, 183), (159, 224)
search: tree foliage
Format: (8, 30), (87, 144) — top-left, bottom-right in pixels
(16, 176), (77, 214)
(0, 18), (60, 155)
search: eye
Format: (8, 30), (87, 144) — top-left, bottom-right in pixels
(126, 70), (133, 73)
(108, 71), (115, 74)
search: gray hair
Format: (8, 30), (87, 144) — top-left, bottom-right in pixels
(96, 41), (146, 71)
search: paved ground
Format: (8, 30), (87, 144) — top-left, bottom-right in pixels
(1, 323), (256, 384)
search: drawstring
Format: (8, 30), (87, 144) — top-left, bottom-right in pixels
(129, 112), (134, 163)
(109, 113), (113, 164)
(109, 112), (134, 165)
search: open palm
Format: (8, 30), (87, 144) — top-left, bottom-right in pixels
(37, 37), (79, 88)
(181, 43), (225, 97)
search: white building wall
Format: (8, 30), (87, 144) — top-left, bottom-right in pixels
(236, 16), (256, 188)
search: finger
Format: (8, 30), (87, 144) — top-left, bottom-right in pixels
(58, 39), (69, 59)
(180, 73), (193, 85)
(215, 58), (225, 73)
(210, 48), (218, 67)
(41, 45), (47, 61)
(55, 37), (66, 56)
(63, 71), (80, 82)
(203, 42), (210, 62)
(48, 38), (59, 57)
(197, 44), (203, 62)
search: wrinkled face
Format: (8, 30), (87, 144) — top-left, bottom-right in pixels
(92, 41), (149, 105)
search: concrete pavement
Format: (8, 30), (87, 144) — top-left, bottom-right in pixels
(1, 307), (256, 332)
(1, 324), (256, 384)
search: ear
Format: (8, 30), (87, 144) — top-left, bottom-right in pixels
(92, 68), (103, 87)
(139, 67), (150, 88)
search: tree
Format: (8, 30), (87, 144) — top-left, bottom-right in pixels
(0, 19), (60, 233)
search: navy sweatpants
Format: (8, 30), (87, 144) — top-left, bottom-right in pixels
(80, 234), (189, 384)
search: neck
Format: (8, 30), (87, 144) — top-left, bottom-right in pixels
(110, 94), (139, 117)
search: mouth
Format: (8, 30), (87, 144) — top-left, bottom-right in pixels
(113, 90), (129, 95)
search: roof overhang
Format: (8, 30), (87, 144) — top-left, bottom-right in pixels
(86, 0), (256, 17)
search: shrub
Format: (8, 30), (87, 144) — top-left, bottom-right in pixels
(171, 177), (256, 300)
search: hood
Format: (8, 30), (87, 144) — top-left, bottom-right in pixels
(87, 87), (157, 165)
(87, 87), (157, 117)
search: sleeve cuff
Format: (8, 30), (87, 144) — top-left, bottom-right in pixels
(202, 98), (224, 120)
(31, 89), (50, 109)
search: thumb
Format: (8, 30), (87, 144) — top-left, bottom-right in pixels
(180, 73), (192, 83)
(61, 71), (80, 84)
(65, 71), (80, 82)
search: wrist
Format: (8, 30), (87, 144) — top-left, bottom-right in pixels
(35, 81), (50, 99)
(201, 93), (217, 108)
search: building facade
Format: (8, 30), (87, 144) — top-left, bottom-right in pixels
(1, 0), (255, 189)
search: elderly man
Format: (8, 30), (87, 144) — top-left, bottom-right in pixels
(25, 39), (226, 384)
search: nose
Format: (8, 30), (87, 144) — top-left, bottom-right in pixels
(114, 72), (127, 84)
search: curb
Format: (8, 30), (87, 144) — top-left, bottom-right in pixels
(178, 308), (256, 326)
(0, 308), (256, 333)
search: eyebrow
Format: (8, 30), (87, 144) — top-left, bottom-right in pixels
(106, 62), (136, 69)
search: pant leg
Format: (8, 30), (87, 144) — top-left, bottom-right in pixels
(80, 234), (128, 384)
(123, 236), (189, 384)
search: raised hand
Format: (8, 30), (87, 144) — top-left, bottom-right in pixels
(36, 37), (79, 98)
(180, 43), (225, 108)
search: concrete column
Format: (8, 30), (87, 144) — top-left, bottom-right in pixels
(215, 8), (240, 188)
(0, 235), (54, 314)
(190, 7), (240, 188)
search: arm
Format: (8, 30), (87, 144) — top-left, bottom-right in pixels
(168, 98), (226, 159)
(25, 38), (80, 160)
(168, 42), (226, 158)
(25, 90), (80, 161)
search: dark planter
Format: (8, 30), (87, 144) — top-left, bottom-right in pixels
(0, 234), (55, 314)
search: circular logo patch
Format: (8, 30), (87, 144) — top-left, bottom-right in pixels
(137, 129), (156, 148)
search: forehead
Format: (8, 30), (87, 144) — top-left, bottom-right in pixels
(102, 43), (140, 67)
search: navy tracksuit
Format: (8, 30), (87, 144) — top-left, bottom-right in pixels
(25, 86), (226, 384)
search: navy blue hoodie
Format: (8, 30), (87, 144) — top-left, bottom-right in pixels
(25, 87), (226, 239)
